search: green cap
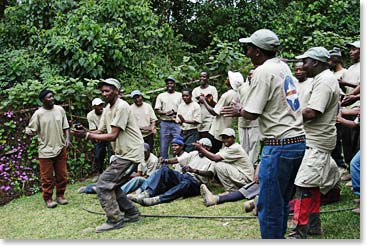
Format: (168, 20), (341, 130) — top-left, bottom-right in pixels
(239, 29), (280, 51)
(99, 78), (121, 90)
(296, 47), (330, 63)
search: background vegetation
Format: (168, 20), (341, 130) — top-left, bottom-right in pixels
(0, 0), (360, 206)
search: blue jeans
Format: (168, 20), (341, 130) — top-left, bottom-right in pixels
(145, 165), (200, 202)
(121, 176), (146, 194)
(159, 121), (181, 158)
(257, 141), (305, 239)
(350, 150), (360, 196)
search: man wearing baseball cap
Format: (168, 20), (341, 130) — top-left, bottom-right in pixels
(288, 47), (341, 239)
(87, 98), (112, 180)
(222, 29), (306, 239)
(72, 78), (144, 233)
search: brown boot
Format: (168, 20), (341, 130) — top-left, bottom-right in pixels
(45, 199), (58, 208)
(56, 195), (68, 205)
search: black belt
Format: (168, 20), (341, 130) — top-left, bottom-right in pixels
(262, 135), (305, 146)
(161, 120), (176, 123)
(182, 129), (197, 135)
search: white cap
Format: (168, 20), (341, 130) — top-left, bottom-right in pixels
(228, 71), (244, 91)
(99, 78), (121, 90)
(219, 128), (236, 137)
(92, 98), (104, 106)
(198, 138), (212, 147)
(239, 29), (280, 51)
(345, 40), (360, 49)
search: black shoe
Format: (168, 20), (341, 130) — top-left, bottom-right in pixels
(124, 207), (141, 223)
(95, 219), (124, 233)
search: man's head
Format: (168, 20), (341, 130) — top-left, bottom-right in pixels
(228, 71), (244, 91)
(92, 98), (104, 115)
(346, 41), (360, 63)
(144, 143), (151, 161)
(199, 71), (209, 87)
(219, 128), (236, 147)
(171, 136), (184, 156)
(39, 89), (55, 109)
(131, 90), (143, 107)
(165, 77), (176, 93)
(296, 47), (330, 78)
(98, 78), (121, 104)
(182, 88), (192, 104)
(239, 29), (279, 66)
(294, 61), (307, 82)
(328, 47), (343, 72)
(198, 138), (212, 157)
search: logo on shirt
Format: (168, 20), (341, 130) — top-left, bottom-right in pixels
(283, 75), (300, 111)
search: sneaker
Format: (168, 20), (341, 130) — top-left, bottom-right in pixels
(200, 184), (218, 207)
(77, 186), (87, 193)
(124, 207), (141, 223)
(243, 199), (255, 213)
(345, 181), (352, 187)
(56, 196), (68, 205)
(131, 190), (150, 204)
(45, 199), (58, 208)
(341, 173), (352, 181)
(127, 189), (142, 200)
(142, 196), (161, 206)
(95, 219), (124, 233)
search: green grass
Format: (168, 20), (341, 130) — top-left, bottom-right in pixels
(0, 179), (360, 239)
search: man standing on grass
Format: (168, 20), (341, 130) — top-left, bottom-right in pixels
(72, 78), (143, 233)
(25, 89), (70, 209)
(222, 29), (306, 239)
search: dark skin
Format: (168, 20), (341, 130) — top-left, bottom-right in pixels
(160, 143), (184, 164)
(133, 95), (156, 134)
(294, 61), (307, 82)
(93, 104), (104, 116)
(132, 150), (151, 178)
(42, 92), (71, 147)
(177, 91), (200, 125)
(199, 78), (231, 116)
(199, 71), (209, 88)
(155, 80), (177, 117)
(192, 135), (235, 162)
(72, 84), (121, 141)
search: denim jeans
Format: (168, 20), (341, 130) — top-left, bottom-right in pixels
(257, 141), (305, 239)
(159, 121), (181, 158)
(121, 176), (146, 194)
(350, 150), (360, 196)
(182, 129), (199, 152)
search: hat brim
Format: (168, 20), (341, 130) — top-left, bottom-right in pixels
(295, 54), (309, 60)
(345, 42), (360, 48)
(219, 134), (235, 137)
(239, 37), (252, 44)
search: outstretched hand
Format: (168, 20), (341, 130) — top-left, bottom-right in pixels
(71, 128), (87, 139)
(221, 102), (241, 117)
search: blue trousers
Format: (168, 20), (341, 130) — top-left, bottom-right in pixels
(121, 176), (146, 194)
(350, 150), (360, 196)
(257, 141), (305, 239)
(145, 165), (200, 202)
(159, 121), (181, 158)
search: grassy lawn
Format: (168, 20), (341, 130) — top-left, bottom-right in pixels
(0, 179), (360, 239)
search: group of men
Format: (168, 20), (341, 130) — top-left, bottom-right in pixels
(25, 28), (360, 239)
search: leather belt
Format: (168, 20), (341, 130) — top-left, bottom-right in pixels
(262, 135), (305, 146)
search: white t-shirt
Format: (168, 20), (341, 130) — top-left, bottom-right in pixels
(154, 91), (182, 121)
(192, 85), (218, 132)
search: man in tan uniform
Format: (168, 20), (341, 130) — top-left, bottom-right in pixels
(130, 90), (158, 152)
(72, 78), (143, 233)
(289, 47), (341, 239)
(192, 71), (218, 138)
(25, 89), (70, 208)
(193, 128), (254, 192)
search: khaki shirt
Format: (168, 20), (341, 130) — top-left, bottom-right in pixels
(238, 79), (259, 128)
(209, 89), (238, 140)
(25, 105), (69, 158)
(177, 151), (215, 184)
(173, 151), (190, 173)
(176, 101), (201, 130)
(342, 62), (360, 108)
(192, 85), (218, 132)
(302, 69), (340, 153)
(87, 110), (102, 130)
(295, 78), (313, 110)
(137, 152), (160, 176)
(130, 102), (158, 137)
(98, 98), (144, 163)
(218, 143), (254, 182)
(244, 58), (305, 139)
(154, 91), (182, 121)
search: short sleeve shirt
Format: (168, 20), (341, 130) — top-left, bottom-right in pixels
(173, 151), (190, 173)
(176, 101), (201, 130)
(87, 110), (102, 130)
(244, 58), (304, 139)
(137, 153), (160, 176)
(342, 62), (360, 108)
(130, 102), (158, 137)
(98, 98), (144, 163)
(295, 78), (313, 110)
(209, 89), (239, 140)
(192, 85), (218, 132)
(218, 143), (254, 182)
(302, 69), (340, 153)
(238, 80), (259, 128)
(154, 91), (182, 121)
(25, 105), (69, 158)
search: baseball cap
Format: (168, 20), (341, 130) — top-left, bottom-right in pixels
(228, 71), (244, 91)
(219, 128), (236, 138)
(91, 98), (104, 106)
(165, 76), (176, 83)
(172, 136), (184, 145)
(345, 40), (360, 49)
(295, 47), (330, 63)
(130, 90), (143, 98)
(198, 138), (212, 148)
(329, 47), (342, 57)
(239, 29), (280, 51)
(98, 78), (121, 90)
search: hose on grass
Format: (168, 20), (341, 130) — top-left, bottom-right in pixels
(81, 206), (355, 219)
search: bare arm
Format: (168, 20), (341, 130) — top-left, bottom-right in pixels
(199, 95), (218, 116)
(302, 108), (319, 121)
